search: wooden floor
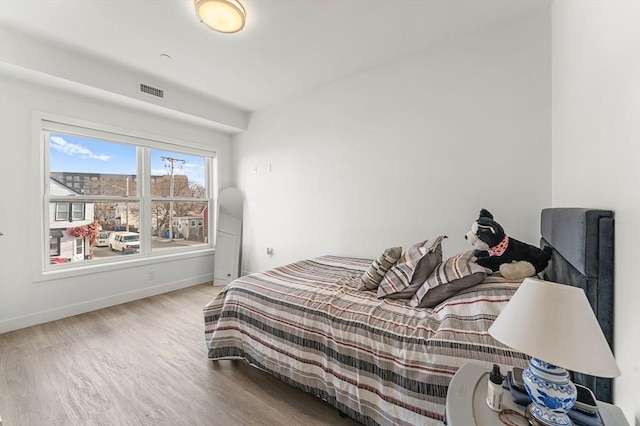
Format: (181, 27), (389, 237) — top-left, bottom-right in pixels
(0, 284), (360, 426)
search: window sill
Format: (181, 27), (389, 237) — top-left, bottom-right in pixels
(34, 247), (215, 283)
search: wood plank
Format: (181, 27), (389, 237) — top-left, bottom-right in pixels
(0, 284), (360, 425)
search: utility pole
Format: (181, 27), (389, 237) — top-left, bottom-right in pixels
(124, 177), (130, 232)
(161, 156), (185, 241)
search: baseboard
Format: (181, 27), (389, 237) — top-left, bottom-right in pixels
(0, 273), (213, 333)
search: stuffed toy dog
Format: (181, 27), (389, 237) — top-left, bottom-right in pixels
(465, 209), (551, 280)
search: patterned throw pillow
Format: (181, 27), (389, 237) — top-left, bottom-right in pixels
(377, 236), (446, 299)
(409, 250), (488, 308)
(359, 246), (402, 290)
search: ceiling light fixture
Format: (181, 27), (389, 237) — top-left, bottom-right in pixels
(194, 0), (246, 34)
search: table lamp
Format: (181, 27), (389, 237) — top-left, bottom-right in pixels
(488, 278), (620, 426)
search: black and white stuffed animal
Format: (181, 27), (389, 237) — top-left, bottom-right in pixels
(465, 209), (552, 280)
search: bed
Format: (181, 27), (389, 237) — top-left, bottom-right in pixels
(203, 208), (615, 424)
(540, 208), (615, 403)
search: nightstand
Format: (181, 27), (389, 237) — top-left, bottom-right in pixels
(445, 363), (629, 426)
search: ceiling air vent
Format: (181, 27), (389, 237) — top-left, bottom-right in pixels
(139, 83), (164, 99)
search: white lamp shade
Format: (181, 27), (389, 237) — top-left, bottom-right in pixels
(489, 278), (620, 378)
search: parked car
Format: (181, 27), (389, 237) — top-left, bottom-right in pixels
(95, 231), (110, 247)
(108, 231), (140, 254)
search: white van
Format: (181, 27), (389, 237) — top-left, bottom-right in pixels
(95, 231), (110, 247)
(108, 232), (140, 254)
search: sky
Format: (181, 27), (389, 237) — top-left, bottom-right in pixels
(49, 133), (206, 185)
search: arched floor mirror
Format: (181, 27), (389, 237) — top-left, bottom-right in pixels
(214, 187), (243, 286)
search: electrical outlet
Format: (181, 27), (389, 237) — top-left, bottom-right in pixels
(266, 247), (273, 257)
(148, 271), (155, 281)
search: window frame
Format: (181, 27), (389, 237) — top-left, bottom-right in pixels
(71, 203), (85, 221)
(35, 113), (218, 281)
(74, 238), (84, 257)
(55, 203), (69, 221)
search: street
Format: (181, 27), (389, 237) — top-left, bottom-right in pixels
(92, 237), (205, 258)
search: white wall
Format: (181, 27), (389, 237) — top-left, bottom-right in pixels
(551, 1), (640, 423)
(0, 26), (248, 133)
(233, 10), (552, 275)
(0, 68), (233, 332)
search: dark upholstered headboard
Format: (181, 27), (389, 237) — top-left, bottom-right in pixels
(540, 208), (615, 403)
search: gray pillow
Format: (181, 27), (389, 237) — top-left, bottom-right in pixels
(359, 246), (402, 290)
(377, 236), (446, 299)
(409, 250), (488, 308)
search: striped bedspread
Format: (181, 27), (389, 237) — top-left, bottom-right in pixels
(204, 256), (528, 425)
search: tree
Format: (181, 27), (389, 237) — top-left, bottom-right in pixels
(92, 177), (139, 231)
(150, 175), (206, 238)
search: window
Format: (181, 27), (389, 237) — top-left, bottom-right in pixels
(55, 202), (85, 221)
(55, 203), (69, 221)
(72, 203), (85, 221)
(149, 149), (209, 252)
(43, 118), (216, 270)
(49, 230), (62, 256)
(75, 238), (84, 256)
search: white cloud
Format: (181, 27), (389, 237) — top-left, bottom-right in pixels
(50, 136), (111, 161)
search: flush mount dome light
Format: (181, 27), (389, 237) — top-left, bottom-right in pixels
(194, 0), (246, 34)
